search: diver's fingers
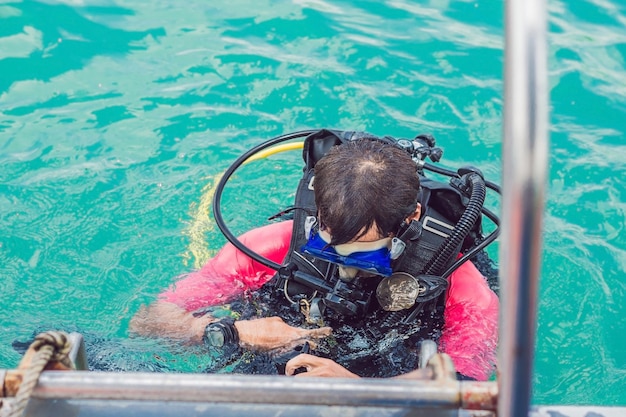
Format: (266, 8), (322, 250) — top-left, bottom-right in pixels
(286, 354), (359, 378)
(299, 326), (332, 339)
(304, 340), (319, 350)
(284, 353), (316, 375)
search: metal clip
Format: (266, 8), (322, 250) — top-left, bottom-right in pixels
(304, 216), (317, 240)
(390, 237), (406, 260)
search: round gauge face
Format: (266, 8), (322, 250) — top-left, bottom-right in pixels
(376, 272), (420, 312)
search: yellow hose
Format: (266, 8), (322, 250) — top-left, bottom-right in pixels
(243, 141), (304, 164)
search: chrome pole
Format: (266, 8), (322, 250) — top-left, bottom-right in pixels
(14, 371), (496, 409)
(499, 0), (549, 415)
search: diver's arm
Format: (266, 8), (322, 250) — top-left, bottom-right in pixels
(129, 300), (214, 344)
(234, 317), (331, 351)
(439, 260), (499, 381)
(130, 220), (329, 350)
(130, 304), (332, 350)
(130, 221), (295, 343)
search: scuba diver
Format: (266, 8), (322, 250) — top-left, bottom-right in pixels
(130, 129), (500, 381)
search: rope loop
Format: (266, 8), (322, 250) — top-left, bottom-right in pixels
(1, 331), (74, 417)
(30, 331), (73, 369)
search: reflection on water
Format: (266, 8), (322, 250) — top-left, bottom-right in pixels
(1, 0), (625, 406)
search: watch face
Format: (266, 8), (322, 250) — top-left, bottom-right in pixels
(205, 327), (225, 348)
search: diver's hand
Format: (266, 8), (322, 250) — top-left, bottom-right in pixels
(285, 353), (359, 378)
(234, 317), (331, 351)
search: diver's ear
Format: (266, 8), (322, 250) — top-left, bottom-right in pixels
(406, 203), (421, 222)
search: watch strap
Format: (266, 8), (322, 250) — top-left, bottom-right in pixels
(203, 317), (239, 348)
(217, 317), (239, 346)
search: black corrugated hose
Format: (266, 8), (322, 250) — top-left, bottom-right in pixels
(423, 172), (486, 277)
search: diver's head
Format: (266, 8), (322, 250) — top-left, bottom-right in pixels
(313, 139), (422, 246)
(303, 139), (422, 276)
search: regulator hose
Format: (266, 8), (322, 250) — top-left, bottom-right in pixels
(423, 172), (487, 276)
(382, 172), (490, 329)
(212, 130), (316, 272)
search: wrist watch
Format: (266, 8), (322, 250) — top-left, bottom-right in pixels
(203, 317), (239, 353)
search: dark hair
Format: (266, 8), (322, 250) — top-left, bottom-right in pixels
(314, 139), (420, 245)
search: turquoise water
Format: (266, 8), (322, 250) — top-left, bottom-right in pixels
(1, 0), (625, 406)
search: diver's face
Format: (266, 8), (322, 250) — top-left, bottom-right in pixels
(324, 223), (391, 280)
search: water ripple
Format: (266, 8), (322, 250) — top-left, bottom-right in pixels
(1, 0), (625, 406)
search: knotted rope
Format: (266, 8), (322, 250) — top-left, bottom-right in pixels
(2, 331), (73, 417)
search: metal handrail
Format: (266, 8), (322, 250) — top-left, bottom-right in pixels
(499, 0), (549, 415)
(0, 370), (497, 416)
